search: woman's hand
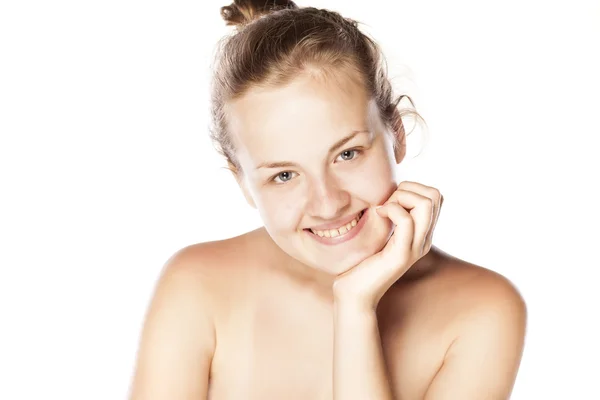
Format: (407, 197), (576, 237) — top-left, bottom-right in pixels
(332, 181), (444, 310)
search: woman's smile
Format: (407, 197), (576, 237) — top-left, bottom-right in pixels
(304, 208), (369, 246)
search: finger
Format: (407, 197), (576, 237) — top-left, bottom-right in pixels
(375, 202), (414, 266)
(424, 193), (443, 250)
(397, 182), (441, 254)
(384, 189), (434, 256)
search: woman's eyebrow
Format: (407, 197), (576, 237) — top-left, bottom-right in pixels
(255, 130), (370, 170)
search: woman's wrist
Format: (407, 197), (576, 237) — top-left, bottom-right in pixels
(333, 294), (378, 317)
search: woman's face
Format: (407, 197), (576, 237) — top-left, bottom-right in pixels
(226, 70), (402, 275)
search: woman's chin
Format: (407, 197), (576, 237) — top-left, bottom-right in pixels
(322, 246), (381, 276)
(322, 260), (357, 276)
(308, 228), (392, 275)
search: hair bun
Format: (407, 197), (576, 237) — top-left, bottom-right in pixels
(221, 0), (298, 27)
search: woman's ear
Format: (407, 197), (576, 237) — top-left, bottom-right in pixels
(393, 117), (407, 164)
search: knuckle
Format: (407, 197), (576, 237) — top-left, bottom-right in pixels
(428, 187), (441, 199)
(389, 190), (402, 200)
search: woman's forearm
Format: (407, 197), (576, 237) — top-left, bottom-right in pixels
(332, 302), (395, 399)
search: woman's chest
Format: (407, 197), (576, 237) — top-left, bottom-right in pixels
(207, 291), (451, 400)
(208, 295), (334, 399)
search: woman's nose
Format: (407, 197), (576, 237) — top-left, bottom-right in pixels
(305, 176), (351, 219)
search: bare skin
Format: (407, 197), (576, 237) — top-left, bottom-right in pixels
(129, 68), (526, 400)
(129, 226), (526, 400)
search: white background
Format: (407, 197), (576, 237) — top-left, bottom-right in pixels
(1, 0), (599, 398)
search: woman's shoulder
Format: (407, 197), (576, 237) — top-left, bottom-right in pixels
(378, 249), (527, 390)
(435, 252), (526, 310)
(158, 228), (269, 299)
(405, 249), (526, 313)
(381, 247), (526, 340)
(388, 248), (527, 342)
(167, 230), (257, 272)
(129, 232), (264, 398)
(410, 252), (527, 397)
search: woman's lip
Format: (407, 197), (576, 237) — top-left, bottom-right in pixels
(304, 208), (369, 246)
(307, 210), (364, 231)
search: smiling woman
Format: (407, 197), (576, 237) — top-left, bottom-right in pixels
(128, 1), (527, 399)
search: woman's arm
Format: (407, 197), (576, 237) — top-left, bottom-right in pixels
(423, 278), (527, 400)
(331, 182), (443, 399)
(332, 301), (394, 400)
(128, 247), (216, 400)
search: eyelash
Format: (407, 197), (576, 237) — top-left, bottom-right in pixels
(269, 148), (363, 185)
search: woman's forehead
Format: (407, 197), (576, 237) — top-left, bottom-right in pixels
(225, 73), (380, 151)
(229, 112), (384, 176)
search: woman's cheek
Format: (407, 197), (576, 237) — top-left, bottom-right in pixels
(355, 149), (396, 185)
(259, 193), (301, 230)
(352, 170), (396, 205)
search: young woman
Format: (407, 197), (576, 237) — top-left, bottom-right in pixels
(129, 1), (527, 399)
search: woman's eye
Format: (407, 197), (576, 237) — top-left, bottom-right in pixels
(270, 149), (361, 184)
(337, 149), (360, 162)
(272, 171), (296, 184)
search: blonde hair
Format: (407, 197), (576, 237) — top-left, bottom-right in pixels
(210, 0), (424, 174)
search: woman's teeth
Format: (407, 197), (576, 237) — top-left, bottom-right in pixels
(310, 211), (364, 238)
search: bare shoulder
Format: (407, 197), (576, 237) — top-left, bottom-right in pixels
(128, 245), (217, 399)
(129, 231), (260, 399)
(140, 228), (264, 333)
(405, 249), (527, 335)
(417, 250), (528, 398)
(163, 229), (265, 298)
(390, 247), (526, 312)
(381, 249), (527, 399)
(167, 232), (253, 280)
(435, 252), (527, 319)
